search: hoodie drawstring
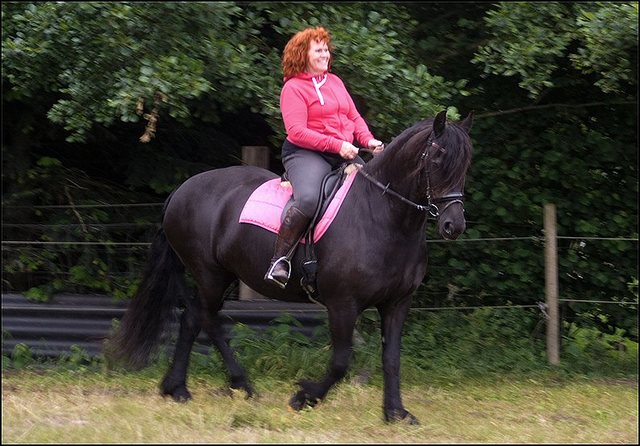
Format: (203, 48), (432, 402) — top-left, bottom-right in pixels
(312, 74), (327, 106)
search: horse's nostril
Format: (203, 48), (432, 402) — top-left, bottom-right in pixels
(444, 222), (454, 235)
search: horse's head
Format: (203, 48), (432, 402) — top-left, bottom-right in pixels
(400, 110), (474, 240)
(362, 110), (473, 239)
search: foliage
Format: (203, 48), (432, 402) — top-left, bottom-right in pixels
(2, 2), (250, 141)
(2, 2), (457, 145)
(191, 309), (639, 380)
(562, 323), (638, 374)
(248, 3), (465, 140)
(473, 2), (638, 98)
(6, 343), (34, 369)
(1, 155), (157, 300)
(400, 309), (546, 376)
(416, 1), (638, 338)
(229, 314), (331, 380)
(420, 105), (638, 338)
(361, 308), (637, 378)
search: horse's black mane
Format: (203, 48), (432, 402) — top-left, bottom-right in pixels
(365, 117), (472, 195)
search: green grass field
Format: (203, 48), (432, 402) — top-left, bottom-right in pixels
(2, 367), (637, 444)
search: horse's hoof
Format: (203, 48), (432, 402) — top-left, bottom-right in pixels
(288, 390), (318, 411)
(384, 408), (420, 425)
(288, 391), (307, 411)
(230, 385), (256, 400)
(162, 387), (192, 403)
(230, 378), (255, 399)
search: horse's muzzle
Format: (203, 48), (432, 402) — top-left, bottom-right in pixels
(438, 206), (466, 240)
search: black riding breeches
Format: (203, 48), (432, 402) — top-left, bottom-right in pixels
(281, 144), (363, 218)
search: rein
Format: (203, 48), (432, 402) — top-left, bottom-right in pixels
(357, 141), (464, 219)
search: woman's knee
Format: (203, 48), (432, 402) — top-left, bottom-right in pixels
(294, 192), (319, 217)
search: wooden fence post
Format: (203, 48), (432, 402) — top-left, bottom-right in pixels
(242, 145), (270, 170)
(544, 203), (560, 365)
(239, 146), (270, 301)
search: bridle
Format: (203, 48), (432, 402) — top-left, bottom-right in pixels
(356, 135), (464, 220)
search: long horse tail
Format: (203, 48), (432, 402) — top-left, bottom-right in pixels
(105, 194), (186, 369)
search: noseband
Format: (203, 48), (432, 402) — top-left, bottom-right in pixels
(356, 136), (464, 219)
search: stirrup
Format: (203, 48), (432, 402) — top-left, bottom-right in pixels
(264, 256), (291, 289)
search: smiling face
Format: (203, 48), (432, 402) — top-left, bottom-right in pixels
(306, 39), (330, 75)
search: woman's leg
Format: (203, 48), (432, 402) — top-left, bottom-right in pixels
(264, 150), (333, 288)
(284, 150), (335, 217)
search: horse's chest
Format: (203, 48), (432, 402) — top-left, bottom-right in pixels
(318, 240), (426, 294)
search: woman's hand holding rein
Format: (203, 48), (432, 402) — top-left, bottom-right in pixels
(368, 138), (385, 155)
(341, 139), (386, 159)
(340, 141), (360, 160)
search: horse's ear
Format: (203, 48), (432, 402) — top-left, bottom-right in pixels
(459, 111), (474, 133)
(433, 110), (447, 137)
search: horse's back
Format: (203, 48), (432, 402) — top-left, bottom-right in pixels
(168, 165), (275, 210)
(162, 165), (276, 256)
(176, 165), (276, 193)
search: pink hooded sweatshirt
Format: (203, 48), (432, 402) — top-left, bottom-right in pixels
(280, 72), (375, 154)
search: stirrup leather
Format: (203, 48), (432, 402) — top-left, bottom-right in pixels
(264, 256), (292, 289)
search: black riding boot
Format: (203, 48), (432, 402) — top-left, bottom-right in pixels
(264, 206), (310, 288)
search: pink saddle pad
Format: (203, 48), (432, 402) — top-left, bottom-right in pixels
(239, 170), (356, 242)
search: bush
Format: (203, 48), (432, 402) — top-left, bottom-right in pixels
(561, 323), (638, 375)
(4, 309), (636, 382)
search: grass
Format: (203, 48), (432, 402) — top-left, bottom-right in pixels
(2, 365), (637, 444)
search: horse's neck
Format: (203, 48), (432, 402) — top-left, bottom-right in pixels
(368, 144), (417, 179)
(365, 156), (426, 209)
(353, 169), (428, 233)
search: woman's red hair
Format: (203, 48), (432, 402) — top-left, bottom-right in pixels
(282, 27), (333, 79)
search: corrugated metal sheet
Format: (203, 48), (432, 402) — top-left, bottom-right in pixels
(1, 293), (327, 358)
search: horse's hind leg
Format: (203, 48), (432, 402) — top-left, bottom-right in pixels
(203, 313), (255, 398)
(196, 272), (255, 398)
(289, 305), (358, 410)
(160, 294), (201, 401)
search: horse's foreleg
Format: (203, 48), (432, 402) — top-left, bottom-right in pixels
(160, 296), (201, 402)
(378, 295), (419, 425)
(289, 306), (358, 410)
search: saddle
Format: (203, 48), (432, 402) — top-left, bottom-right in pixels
(238, 163), (357, 300)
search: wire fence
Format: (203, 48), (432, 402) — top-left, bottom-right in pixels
(3, 202), (638, 313)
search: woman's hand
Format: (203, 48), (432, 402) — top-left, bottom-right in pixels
(368, 138), (385, 155)
(339, 141), (359, 160)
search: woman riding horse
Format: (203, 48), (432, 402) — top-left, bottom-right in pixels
(265, 26), (385, 288)
(106, 108), (473, 424)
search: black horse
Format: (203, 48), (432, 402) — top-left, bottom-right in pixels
(106, 110), (473, 424)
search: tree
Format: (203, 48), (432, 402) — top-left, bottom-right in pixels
(472, 2), (637, 98)
(2, 2), (460, 145)
(417, 1), (638, 338)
